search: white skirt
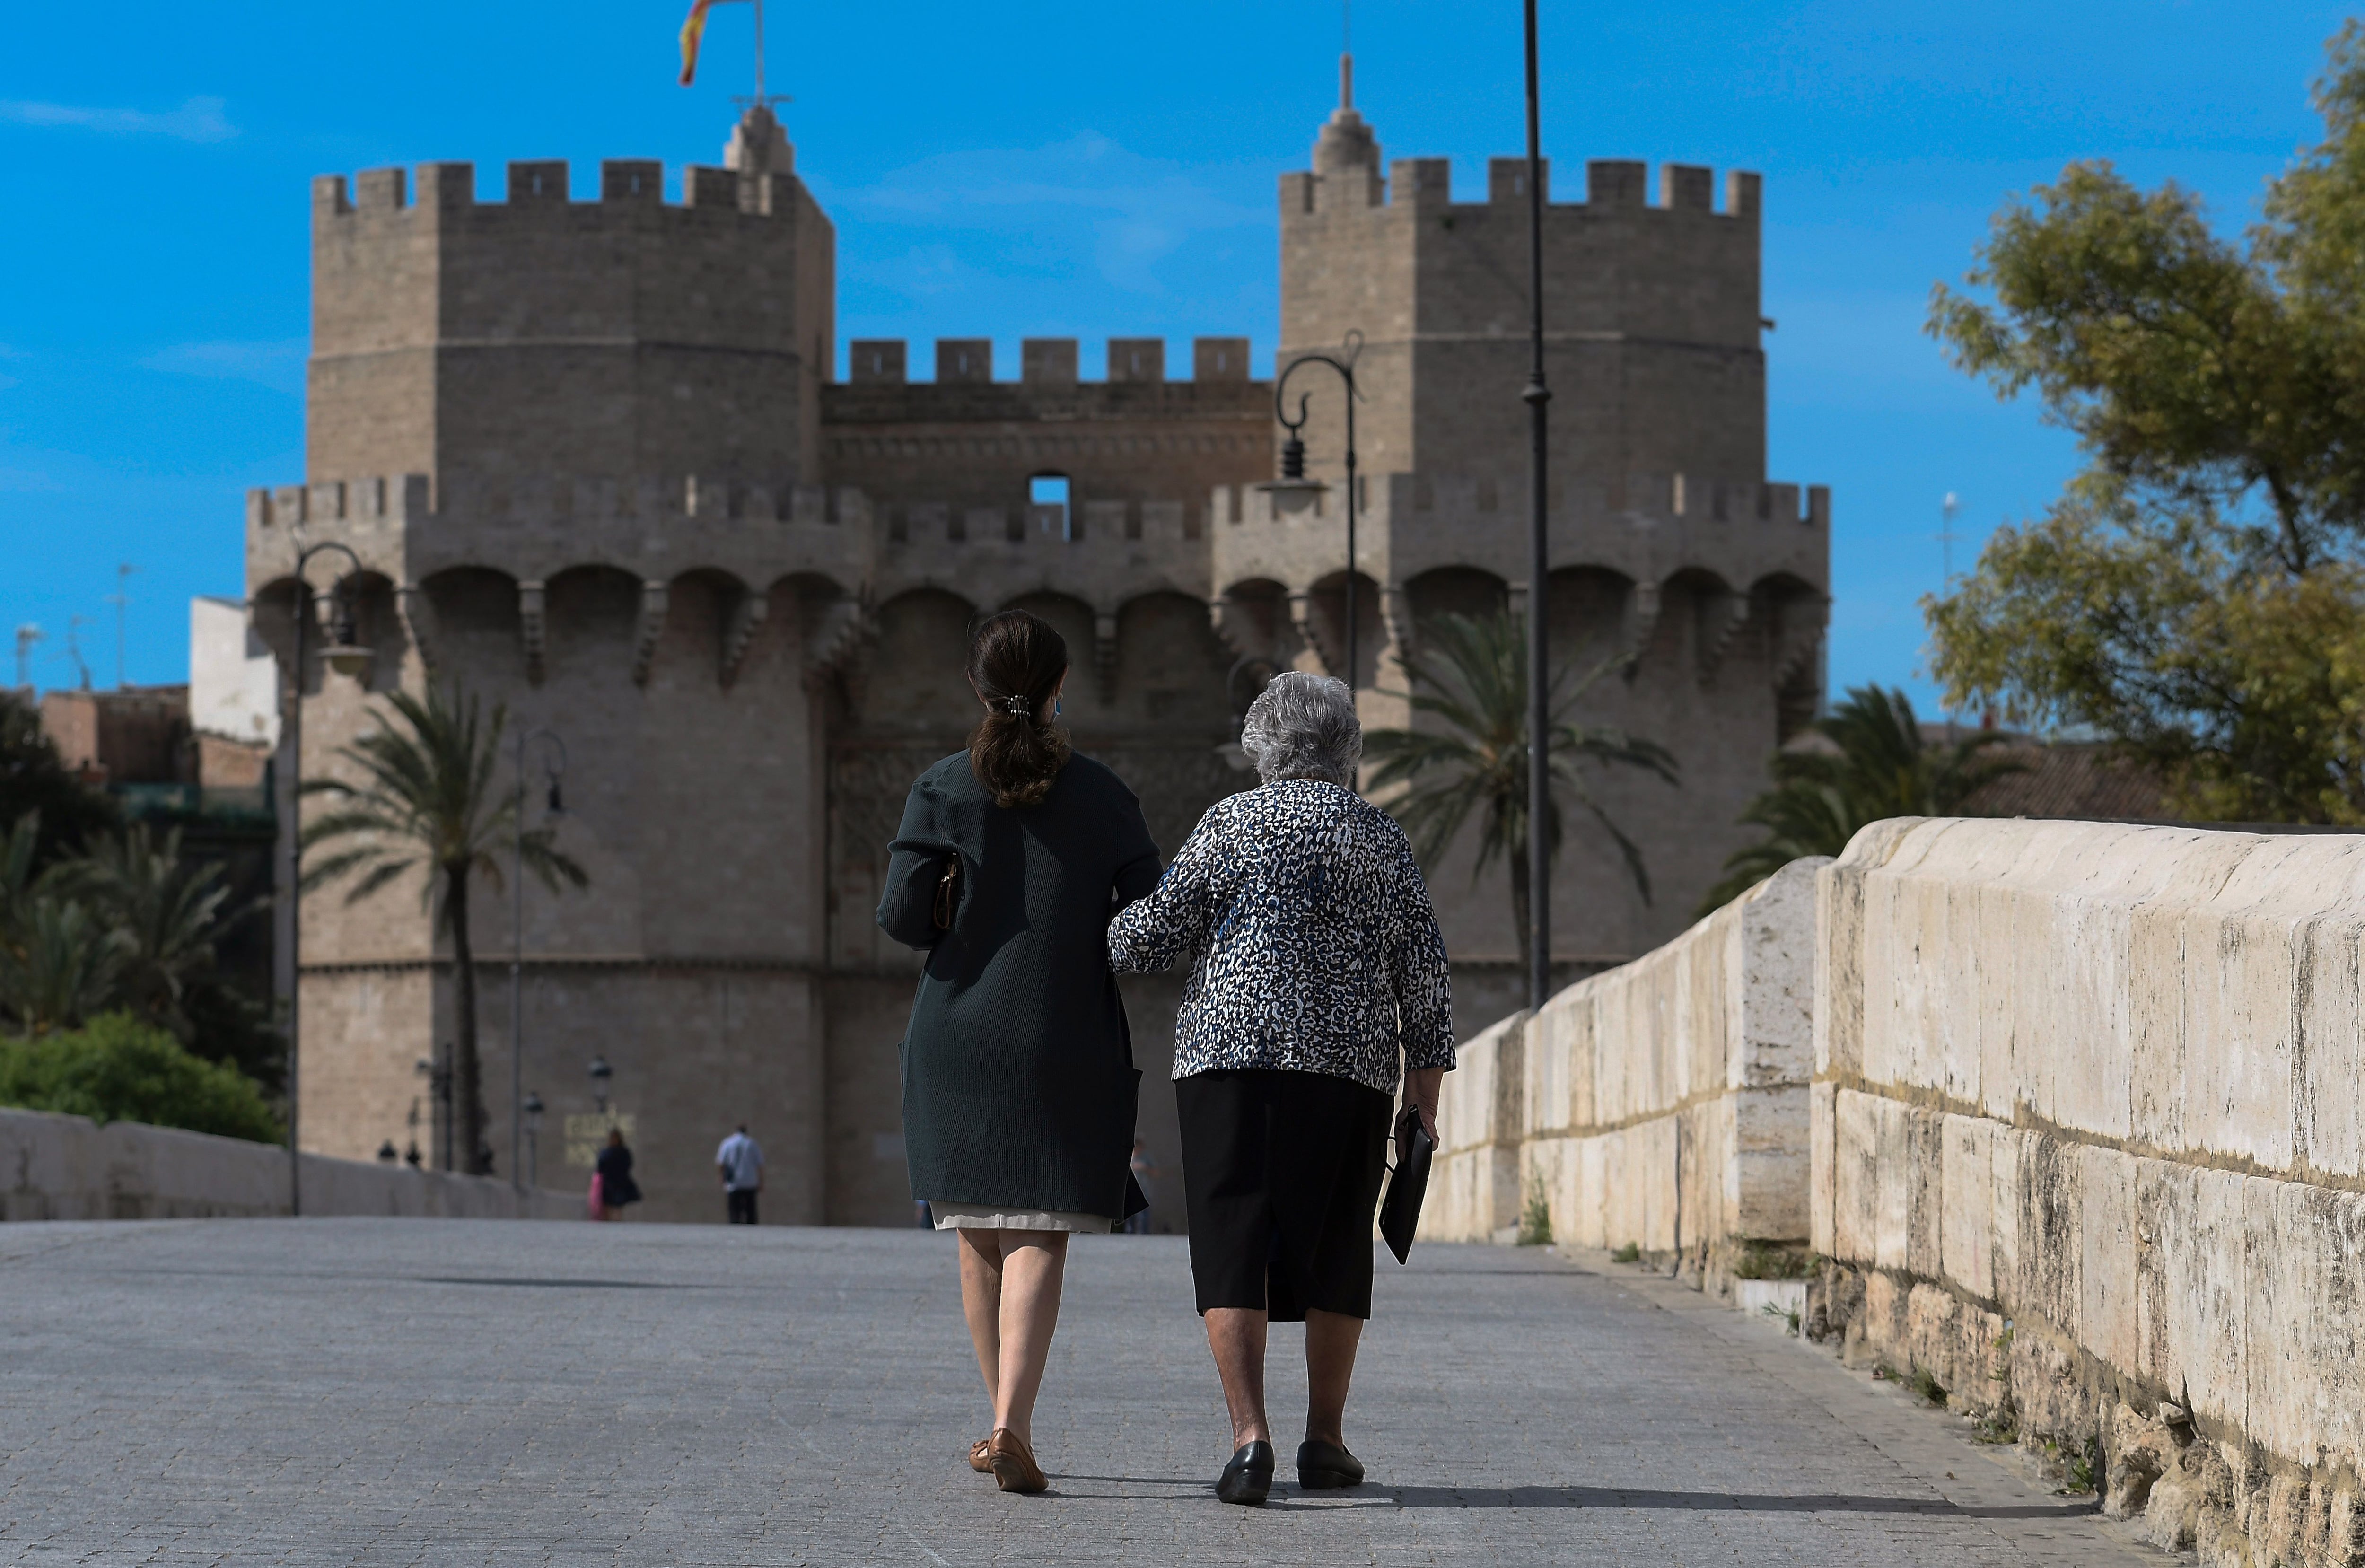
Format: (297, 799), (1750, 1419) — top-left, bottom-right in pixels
(930, 1202), (1116, 1234)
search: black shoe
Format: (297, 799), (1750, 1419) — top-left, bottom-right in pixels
(1216, 1440), (1274, 1505)
(1296, 1438), (1365, 1489)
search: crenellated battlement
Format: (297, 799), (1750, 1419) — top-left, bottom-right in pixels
(313, 157), (800, 221)
(840, 336), (1256, 389)
(1283, 155), (1759, 221)
(249, 473), (869, 533)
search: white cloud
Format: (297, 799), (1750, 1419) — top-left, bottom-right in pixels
(140, 339), (306, 396)
(0, 96), (237, 143)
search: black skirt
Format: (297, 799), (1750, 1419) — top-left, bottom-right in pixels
(1176, 1068), (1393, 1321)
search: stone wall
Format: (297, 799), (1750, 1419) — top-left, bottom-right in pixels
(1812, 818), (2365, 1563)
(0, 1107), (579, 1221)
(1420, 856), (1820, 1286)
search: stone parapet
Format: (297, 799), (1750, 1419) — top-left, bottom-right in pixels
(0, 1107), (579, 1221)
(1420, 856), (1821, 1285)
(1813, 817), (2365, 1561)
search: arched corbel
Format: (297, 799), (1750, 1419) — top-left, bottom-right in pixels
(1697, 591), (1750, 684)
(631, 580), (668, 686)
(396, 583), (441, 676)
(1094, 611), (1119, 702)
(1623, 580), (1662, 680)
(720, 590), (768, 688)
(1288, 591), (1335, 675)
(517, 580), (546, 685)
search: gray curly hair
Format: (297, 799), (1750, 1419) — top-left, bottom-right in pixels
(1240, 671), (1362, 787)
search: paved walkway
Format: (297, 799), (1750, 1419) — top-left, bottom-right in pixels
(0, 1222), (2166, 1566)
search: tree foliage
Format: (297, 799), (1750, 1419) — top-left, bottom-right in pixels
(1699, 686), (2024, 913)
(1363, 611), (1678, 993)
(0, 691), (116, 867)
(1925, 24), (2365, 822)
(0, 812), (276, 1086)
(0, 1011), (281, 1143)
(300, 683), (587, 1176)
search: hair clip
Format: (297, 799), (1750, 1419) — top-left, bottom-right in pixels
(1003, 694), (1033, 718)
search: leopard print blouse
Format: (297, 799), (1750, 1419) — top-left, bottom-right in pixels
(1107, 778), (1454, 1095)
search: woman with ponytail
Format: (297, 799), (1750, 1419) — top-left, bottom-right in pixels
(875, 608), (1162, 1494)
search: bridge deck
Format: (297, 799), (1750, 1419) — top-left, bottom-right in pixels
(0, 1221), (2161, 1566)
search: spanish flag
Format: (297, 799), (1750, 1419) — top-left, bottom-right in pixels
(679, 0), (719, 85)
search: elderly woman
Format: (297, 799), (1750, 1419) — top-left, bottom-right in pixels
(1109, 671), (1452, 1506)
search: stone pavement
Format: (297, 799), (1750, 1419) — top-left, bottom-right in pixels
(0, 1222), (2170, 1567)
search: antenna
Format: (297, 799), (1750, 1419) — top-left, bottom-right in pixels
(63, 615), (92, 691)
(12, 623), (41, 691)
(109, 562), (137, 689)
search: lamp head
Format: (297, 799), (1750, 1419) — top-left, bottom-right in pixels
(322, 592), (373, 681)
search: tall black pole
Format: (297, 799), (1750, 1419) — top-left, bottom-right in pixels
(1344, 392), (1358, 701)
(1523, 0), (1552, 1015)
(285, 576), (306, 1217)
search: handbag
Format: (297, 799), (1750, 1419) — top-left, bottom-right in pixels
(931, 854), (961, 930)
(1377, 1104), (1435, 1265)
(586, 1171), (605, 1220)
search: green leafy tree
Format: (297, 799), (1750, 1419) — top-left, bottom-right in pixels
(0, 1011), (280, 1142)
(1924, 24), (2365, 821)
(1364, 611), (1678, 994)
(45, 823), (246, 1046)
(299, 684), (587, 1175)
(0, 692), (115, 868)
(1700, 686), (2024, 912)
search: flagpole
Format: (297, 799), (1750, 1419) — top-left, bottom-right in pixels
(753, 0), (765, 101)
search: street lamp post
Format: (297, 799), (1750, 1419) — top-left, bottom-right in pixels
(281, 539), (375, 1215)
(510, 728), (568, 1194)
(1521, 0), (1554, 1016)
(1262, 336), (1365, 702)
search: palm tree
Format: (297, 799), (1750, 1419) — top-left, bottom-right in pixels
(1364, 611), (1679, 993)
(0, 811), (129, 1037)
(1698, 684), (2026, 912)
(46, 823), (245, 1044)
(299, 683), (587, 1175)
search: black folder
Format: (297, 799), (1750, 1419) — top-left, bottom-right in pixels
(1378, 1106), (1435, 1264)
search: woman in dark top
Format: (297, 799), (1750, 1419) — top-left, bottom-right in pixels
(592, 1128), (641, 1220)
(875, 609), (1161, 1494)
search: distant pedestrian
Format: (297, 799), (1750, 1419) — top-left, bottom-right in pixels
(1124, 1138), (1159, 1235)
(717, 1124), (764, 1225)
(593, 1128), (641, 1221)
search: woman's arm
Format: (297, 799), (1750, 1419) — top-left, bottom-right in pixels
(1380, 820), (1456, 1076)
(1107, 805), (1224, 974)
(875, 782), (956, 950)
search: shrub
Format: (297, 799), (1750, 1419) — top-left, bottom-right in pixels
(0, 1012), (280, 1143)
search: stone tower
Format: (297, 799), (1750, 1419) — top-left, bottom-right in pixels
(253, 110), (854, 1221)
(250, 79), (1827, 1220)
(1225, 63), (1830, 1019)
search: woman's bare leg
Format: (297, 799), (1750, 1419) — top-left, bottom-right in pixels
(1303, 1308), (1363, 1446)
(1204, 1307), (1270, 1448)
(957, 1229), (1005, 1409)
(990, 1231), (1069, 1444)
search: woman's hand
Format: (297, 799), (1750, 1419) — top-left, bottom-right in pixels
(1404, 1067), (1444, 1143)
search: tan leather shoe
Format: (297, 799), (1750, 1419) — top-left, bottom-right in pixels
(968, 1438), (992, 1474)
(986, 1427), (1047, 1494)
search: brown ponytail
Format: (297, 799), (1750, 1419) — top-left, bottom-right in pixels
(965, 610), (1072, 808)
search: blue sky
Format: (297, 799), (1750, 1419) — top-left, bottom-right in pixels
(0, 0), (2351, 709)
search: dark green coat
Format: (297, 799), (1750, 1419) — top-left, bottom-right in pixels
(876, 751), (1161, 1218)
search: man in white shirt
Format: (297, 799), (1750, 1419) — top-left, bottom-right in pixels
(716, 1125), (764, 1225)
